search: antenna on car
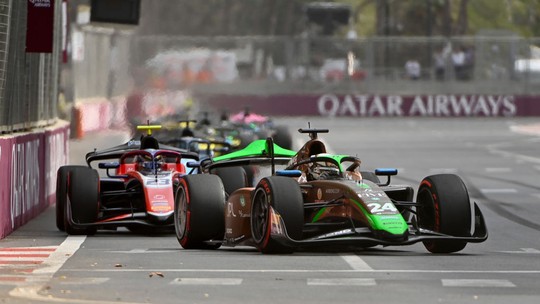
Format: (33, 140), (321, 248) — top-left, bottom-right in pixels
(137, 123), (162, 136)
(178, 119), (197, 137)
(298, 125), (329, 140)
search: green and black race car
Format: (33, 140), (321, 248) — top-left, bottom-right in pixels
(173, 128), (488, 254)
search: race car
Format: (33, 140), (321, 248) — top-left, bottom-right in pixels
(226, 108), (293, 150)
(56, 125), (199, 235)
(153, 119), (232, 159)
(174, 129), (488, 254)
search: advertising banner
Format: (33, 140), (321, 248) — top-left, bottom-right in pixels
(10, 133), (46, 230)
(201, 94), (540, 117)
(26, 0), (55, 53)
(0, 137), (13, 239)
(0, 123), (70, 239)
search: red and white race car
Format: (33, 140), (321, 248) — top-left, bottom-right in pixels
(56, 125), (199, 234)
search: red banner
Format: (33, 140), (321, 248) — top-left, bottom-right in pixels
(26, 0), (55, 53)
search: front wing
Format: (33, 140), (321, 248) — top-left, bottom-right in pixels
(269, 202), (488, 248)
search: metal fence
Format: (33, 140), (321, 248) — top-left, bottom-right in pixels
(3, 3), (540, 134)
(68, 26), (540, 106)
(0, 0), (62, 133)
(68, 25), (134, 101)
(127, 34), (540, 96)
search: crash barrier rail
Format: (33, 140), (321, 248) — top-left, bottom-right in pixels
(0, 122), (69, 239)
(0, 0), (63, 134)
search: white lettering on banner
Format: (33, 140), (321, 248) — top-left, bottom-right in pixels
(29, 0), (52, 8)
(10, 140), (41, 229)
(317, 94), (517, 117)
(46, 132), (67, 197)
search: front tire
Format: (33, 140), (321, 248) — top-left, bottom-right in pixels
(56, 165), (86, 231)
(65, 167), (99, 235)
(175, 175), (226, 249)
(250, 176), (303, 254)
(416, 174), (471, 253)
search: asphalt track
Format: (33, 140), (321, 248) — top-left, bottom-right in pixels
(2, 116), (540, 304)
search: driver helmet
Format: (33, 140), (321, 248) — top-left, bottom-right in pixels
(138, 155), (164, 173)
(309, 163), (341, 180)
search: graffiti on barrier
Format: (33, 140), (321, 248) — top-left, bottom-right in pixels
(46, 132), (68, 197)
(10, 139), (41, 229)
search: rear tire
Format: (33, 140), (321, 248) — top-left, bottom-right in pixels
(211, 167), (247, 196)
(175, 175), (225, 249)
(65, 167), (99, 235)
(56, 165), (86, 231)
(416, 174), (471, 253)
(251, 176), (303, 254)
(273, 125), (292, 149)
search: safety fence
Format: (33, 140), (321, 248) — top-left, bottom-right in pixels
(62, 28), (540, 139)
(128, 33), (540, 95)
(0, 0), (62, 133)
(0, 0), (68, 239)
(68, 26), (540, 104)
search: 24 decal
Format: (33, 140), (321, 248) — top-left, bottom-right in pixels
(367, 202), (398, 214)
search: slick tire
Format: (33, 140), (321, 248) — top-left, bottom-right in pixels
(273, 125), (293, 149)
(251, 176), (303, 254)
(416, 174), (471, 253)
(211, 166), (248, 196)
(175, 175), (225, 249)
(65, 166), (99, 235)
(56, 165), (87, 231)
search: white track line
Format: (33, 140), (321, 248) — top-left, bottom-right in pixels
(307, 278), (376, 286)
(33, 236), (86, 275)
(170, 278), (243, 285)
(442, 279), (515, 287)
(7, 236), (140, 304)
(340, 254), (374, 271)
(63, 268), (540, 274)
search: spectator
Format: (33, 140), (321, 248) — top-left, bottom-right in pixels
(451, 46), (466, 80)
(404, 58), (421, 80)
(433, 46), (448, 81)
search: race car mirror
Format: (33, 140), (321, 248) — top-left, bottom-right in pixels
(186, 161), (201, 175)
(98, 161), (128, 178)
(186, 161), (199, 168)
(375, 168), (398, 186)
(276, 170), (302, 177)
(99, 161), (120, 169)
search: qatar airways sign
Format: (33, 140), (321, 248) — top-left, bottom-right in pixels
(202, 93), (540, 117)
(317, 94), (517, 117)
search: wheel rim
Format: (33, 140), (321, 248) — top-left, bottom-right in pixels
(251, 188), (269, 243)
(175, 187), (188, 239)
(416, 188), (436, 231)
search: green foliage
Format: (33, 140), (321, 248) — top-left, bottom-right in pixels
(337, 0), (540, 37)
(136, 0), (540, 37)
